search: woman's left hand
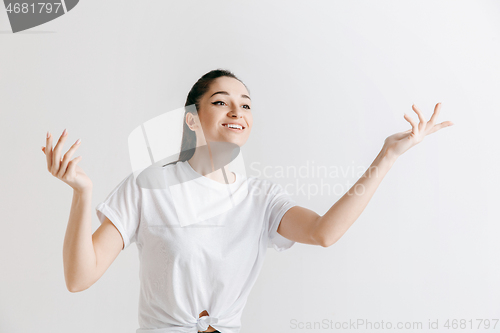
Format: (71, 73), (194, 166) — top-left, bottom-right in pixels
(383, 103), (454, 159)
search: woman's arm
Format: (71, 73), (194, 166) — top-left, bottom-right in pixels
(43, 129), (123, 292)
(63, 187), (98, 291)
(278, 103), (454, 247)
(277, 147), (395, 247)
(312, 147), (396, 247)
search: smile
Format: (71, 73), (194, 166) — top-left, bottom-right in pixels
(221, 123), (245, 132)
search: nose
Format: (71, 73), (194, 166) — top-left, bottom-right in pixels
(228, 109), (243, 118)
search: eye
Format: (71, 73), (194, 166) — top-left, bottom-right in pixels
(213, 101), (251, 110)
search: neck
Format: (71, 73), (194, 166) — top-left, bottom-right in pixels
(187, 142), (236, 184)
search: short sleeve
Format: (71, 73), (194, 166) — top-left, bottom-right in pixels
(95, 172), (142, 251)
(265, 181), (297, 252)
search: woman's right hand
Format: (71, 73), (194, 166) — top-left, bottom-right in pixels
(42, 129), (93, 192)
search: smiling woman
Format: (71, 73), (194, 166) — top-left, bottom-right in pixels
(47, 67), (454, 333)
(87, 68), (311, 333)
(39, 62), (456, 333)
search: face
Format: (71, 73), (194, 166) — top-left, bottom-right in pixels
(185, 76), (253, 147)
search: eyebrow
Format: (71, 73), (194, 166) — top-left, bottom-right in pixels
(210, 91), (251, 101)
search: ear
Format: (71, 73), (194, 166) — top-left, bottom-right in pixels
(185, 112), (198, 130)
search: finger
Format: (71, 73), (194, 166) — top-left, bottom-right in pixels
(404, 113), (418, 135)
(51, 129), (68, 176)
(46, 131), (53, 172)
(427, 103), (441, 128)
(426, 121), (454, 135)
(57, 138), (81, 178)
(62, 156), (83, 180)
(412, 104), (427, 132)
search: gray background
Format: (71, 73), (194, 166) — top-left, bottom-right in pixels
(1, 0), (499, 332)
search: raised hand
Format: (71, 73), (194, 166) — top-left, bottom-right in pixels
(42, 129), (92, 192)
(383, 103), (454, 158)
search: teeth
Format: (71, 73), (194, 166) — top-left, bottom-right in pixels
(224, 124), (243, 130)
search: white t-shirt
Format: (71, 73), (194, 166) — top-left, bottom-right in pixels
(95, 160), (297, 333)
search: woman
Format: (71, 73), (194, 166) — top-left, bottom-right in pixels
(42, 69), (454, 333)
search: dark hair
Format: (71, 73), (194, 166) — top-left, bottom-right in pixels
(162, 69), (249, 167)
